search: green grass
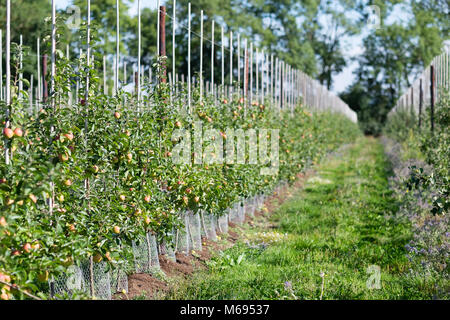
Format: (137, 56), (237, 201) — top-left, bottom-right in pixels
(168, 137), (433, 299)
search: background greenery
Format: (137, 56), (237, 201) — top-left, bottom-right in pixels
(0, 0), (448, 134)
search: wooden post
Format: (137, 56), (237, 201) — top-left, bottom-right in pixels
(280, 62), (283, 110)
(430, 65), (435, 132)
(135, 71), (138, 94)
(0, 29), (2, 101)
(419, 78), (423, 128)
(43, 55), (48, 103)
(159, 5), (166, 83)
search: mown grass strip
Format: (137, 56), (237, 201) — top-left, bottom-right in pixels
(168, 137), (433, 300)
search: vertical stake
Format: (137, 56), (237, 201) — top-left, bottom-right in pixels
(221, 26), (224, 98)
(229, 31), (233, 100)
(173, 0), (176, 93)
(159, 5), (166, 83)
(137, 0), (141, 102)
(187, 3), (191, 112)
(43, 55), (48, 103)
(419, 78), (423, 128)
(0, 29), (2, 101)
(211, 21), (214, 99)
(115, 0), (120, 94)
(244, 39), (248, 111)
(430, 65), (435, 133)
(199, 10), (203, 102)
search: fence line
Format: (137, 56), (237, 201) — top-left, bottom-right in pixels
(388, 46), (450, 130)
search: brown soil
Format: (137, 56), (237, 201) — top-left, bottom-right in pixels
(114, 273), (168, 300)
(121, 169), (315, 299)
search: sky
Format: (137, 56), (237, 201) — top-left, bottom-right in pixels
(54, 0), (414, 95)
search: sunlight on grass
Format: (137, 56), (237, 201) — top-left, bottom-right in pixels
(167, 137), (436, 300)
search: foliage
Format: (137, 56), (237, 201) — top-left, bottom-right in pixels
(383, 92), (449, 298)
(385, 92), (449, 215)
(341, 0), (447, 135)
(0, 29), (359, 298)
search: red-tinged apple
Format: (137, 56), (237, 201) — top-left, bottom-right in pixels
(0, 217), (7, 227)
(144, 195), (151, 203)
(182, 196), (189, 205)
(175, 121), (182, 128)
(114, 112), (121, 119)
(13, 128), (23, 137)
(3, 128), (13, 139)
(113, 226), (121, 234)
(23, 243), (32, 253)
(119, 195), (126, 201)
(64, 179), (72, 186)
(194, 196), (200, 203)
(63, 132), (74, 141)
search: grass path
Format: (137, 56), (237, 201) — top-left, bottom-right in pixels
(168, 137), (427, 299)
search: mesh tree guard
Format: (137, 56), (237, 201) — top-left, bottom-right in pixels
(176, 212), (191, 254)
(237, 199), (246, 224)
(217, 213), (229, 234)
(132, 236), (151, 273)
(110, 268), (128, 295)
(91, 261), (112, 300)
(201, 211), (217, 241)
(159, 239), (176, 262)
(147, 233), (160, 270)
(188, 211), (202, 251)
(48, 264), (85, 299)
